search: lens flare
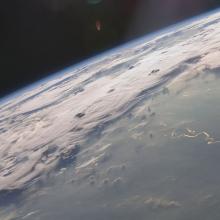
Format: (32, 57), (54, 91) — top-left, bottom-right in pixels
(87, 0), (102, 5)
(96, 20), (102, 31)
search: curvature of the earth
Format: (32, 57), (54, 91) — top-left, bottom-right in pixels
(1, 9), (220, 219)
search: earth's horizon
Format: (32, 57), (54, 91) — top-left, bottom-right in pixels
(1, 8), (220, 219)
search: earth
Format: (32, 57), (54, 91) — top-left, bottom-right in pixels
(1, 9), (220, 220)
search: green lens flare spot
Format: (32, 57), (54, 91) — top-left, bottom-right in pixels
(87, 0), (102, 5)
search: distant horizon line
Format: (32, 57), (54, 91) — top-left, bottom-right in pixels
(1, 6), (220, 104)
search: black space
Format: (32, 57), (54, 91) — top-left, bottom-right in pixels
(1, 0), (220, 97)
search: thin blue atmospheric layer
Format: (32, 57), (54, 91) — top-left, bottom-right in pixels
(1, 6), (219, 105)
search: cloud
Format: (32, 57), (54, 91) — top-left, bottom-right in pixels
(144, 197), (181, 209)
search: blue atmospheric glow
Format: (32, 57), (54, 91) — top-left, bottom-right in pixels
(1, 7), (220, 105)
